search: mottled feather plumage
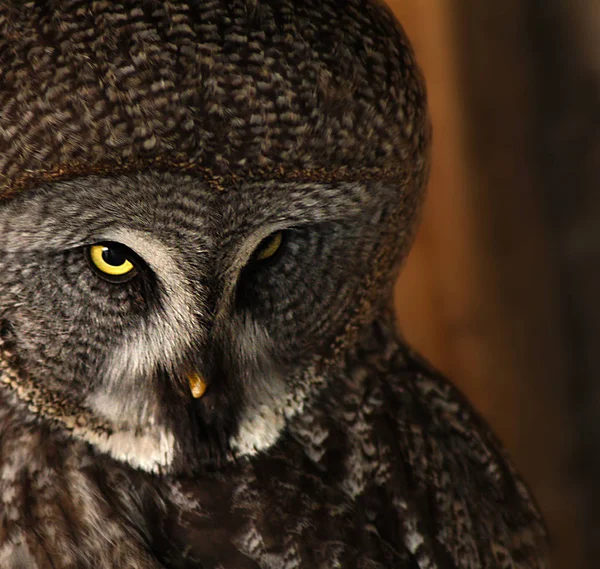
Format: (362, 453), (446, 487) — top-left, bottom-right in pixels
(0, 1), (548, 568)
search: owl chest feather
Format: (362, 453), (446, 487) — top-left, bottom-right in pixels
(0, 321), (548, 569)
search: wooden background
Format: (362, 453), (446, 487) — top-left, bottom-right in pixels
(385, 1), (594, 567)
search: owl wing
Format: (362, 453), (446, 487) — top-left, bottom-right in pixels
(273, 327), (550, 568)
(389, 353), (548, 567)
(315, 342), (551, 569)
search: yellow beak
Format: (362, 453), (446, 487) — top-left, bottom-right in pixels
(188, 372), (207, 399)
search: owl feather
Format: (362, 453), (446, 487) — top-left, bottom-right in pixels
(0, 1), (548, 568)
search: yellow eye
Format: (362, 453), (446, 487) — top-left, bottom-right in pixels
(254, 231), (283, 261)
(87, 243), (137, 282)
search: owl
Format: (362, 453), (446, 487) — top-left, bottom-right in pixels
(0, 1), (548, 568)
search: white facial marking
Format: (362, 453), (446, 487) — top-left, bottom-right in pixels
(225, 317), (288, 456)
(230, 403), (286, 456)
(79, 425), (175, 473)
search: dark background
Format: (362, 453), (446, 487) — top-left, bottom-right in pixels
(388, 1), (598, 567)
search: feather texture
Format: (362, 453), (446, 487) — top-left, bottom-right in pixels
(0, 1), (548, 567)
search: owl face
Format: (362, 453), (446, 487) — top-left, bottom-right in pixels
(0, 170), (395, 472)
(0, 0), (430, 474)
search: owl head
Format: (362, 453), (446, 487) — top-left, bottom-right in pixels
(0, 0), (430, 473)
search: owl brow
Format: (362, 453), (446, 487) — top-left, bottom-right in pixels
(252, 182), (372, 224)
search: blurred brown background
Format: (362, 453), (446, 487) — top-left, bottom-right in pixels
(387, 1), (599, 568)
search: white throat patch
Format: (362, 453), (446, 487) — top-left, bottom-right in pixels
(81, 424), (175, 473)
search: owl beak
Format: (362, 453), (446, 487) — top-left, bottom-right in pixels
(188, 372), (208, 399)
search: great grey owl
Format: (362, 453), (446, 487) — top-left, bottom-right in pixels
(0, 1), (549, 568)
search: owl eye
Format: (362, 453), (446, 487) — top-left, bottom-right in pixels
(87, 242), (138, 283)
(253, 231), (284, 262)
